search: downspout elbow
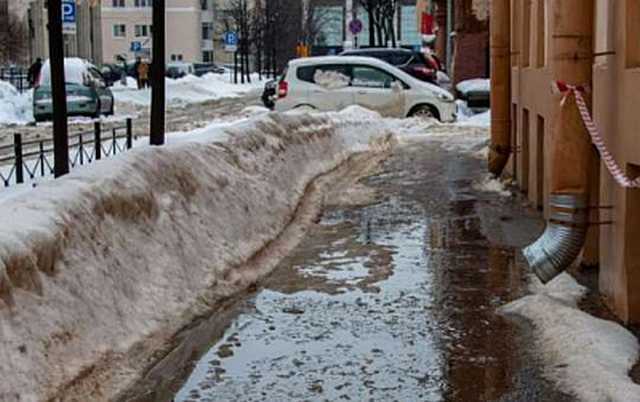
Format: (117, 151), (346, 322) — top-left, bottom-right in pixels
(523, 194), (588, 283)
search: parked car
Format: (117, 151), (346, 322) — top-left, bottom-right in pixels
(262, 78), (278, 109)
(99, 63), (125, 86)
(456, 78), (490, 112)
(274, 56), (456, 122)
(33, 58), (114, 122)
(339, 48), (441, 84)
(166, 62), (195, 79)
(194, 63), (225, 76)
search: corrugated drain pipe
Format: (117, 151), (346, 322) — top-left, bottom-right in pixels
(522, 0), (595, 283)
(488, 0), (511, 176)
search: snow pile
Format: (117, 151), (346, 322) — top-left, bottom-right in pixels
(0, 110), (392, 402)
(0, 80), (33, 125)
(458, 110), (491, 127)
(314, 69), (350, 89)
(473, 174), (511, 197)
(501, 273), (640, 402)
(112, 72), (264, 106)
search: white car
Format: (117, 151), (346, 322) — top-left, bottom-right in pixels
(274, 56), (456, 121)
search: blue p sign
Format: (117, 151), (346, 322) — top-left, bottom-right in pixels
(62, 0), (76, 23)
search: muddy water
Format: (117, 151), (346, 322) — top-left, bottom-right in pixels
(173, 137), (574, 402)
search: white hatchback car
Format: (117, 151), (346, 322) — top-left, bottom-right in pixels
(274, 56), (456, 122)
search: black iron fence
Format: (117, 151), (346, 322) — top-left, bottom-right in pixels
(0, 119), (136, 188)
(0, 67), (30, 93)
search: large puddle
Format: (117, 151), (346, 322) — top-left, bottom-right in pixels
(173, 140), (573, 402)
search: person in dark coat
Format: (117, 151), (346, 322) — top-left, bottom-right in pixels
(27, 58), (43, 88)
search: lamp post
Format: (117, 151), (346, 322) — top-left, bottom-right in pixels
(150, 0), (166, 146)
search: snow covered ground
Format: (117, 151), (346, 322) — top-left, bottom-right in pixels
(0, 80), (33, 125)
(112, 73), (265, 107)
(0, 73), (265, 126)
(501, 274), (640, 402)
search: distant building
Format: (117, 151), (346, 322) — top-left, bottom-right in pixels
(27, 0), (225, 66)
(426, 0), (489, 84)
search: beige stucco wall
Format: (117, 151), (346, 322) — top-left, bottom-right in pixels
(101, 0), (204, 63)
(594, 0), (640, 324)
(509, 0), (640, 324)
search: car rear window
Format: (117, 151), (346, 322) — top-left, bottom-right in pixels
(390, 52), (413, 65)
(297, 65), (350, 85)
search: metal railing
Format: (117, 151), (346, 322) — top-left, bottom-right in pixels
(0, 67), (30, 93)
(0, 118), (136, 188)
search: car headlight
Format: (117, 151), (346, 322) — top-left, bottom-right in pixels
(438, 92), (454, 103)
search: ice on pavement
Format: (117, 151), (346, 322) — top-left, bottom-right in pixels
(112, 72), (265, 106)
(0, 80), (33, 125)
(501, 273), (640, 402)
(473, 174), (512, 197)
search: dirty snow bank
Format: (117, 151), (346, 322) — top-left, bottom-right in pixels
(473, 174), (511, 196)
(0, 110), (392, 402)
(500, 273), (640, 402)
(112, 72), (264, 106)
(0, 80), (33, 125)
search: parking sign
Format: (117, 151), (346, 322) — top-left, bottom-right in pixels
(224, 31), (238, 52)
(62, 0), (76, 34)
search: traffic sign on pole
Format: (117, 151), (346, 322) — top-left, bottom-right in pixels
(349, 19), (363, 35)
(62, 0), (76, 35)
(224, 31), (238, 52)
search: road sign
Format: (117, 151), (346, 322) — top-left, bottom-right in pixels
(224, 31), (238, 52)
(131, 41), (143, 52)
(349, 19), (363, 35)
(62, 0), (76, 35)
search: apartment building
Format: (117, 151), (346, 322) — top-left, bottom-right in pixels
(506, 0), (640, 324)
(101, 0), (217, 63)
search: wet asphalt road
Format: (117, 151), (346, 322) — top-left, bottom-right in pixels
(171, 132), (576, 402)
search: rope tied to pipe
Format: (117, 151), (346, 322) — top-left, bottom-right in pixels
(552, 80), (640, 189)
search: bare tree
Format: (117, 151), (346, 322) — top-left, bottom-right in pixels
(357, 0), (399, 47)
(222, 0), (253, 83)
(0, 3), (28, 65)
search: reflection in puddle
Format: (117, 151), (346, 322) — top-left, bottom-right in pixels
(175, 198), (446, 402)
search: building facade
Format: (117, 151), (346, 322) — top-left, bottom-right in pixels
(101, 0), (218, 64)
(507, 0), (640, 324)
(427, 0), (489, 84)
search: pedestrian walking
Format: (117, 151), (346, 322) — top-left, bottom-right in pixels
(137, 60), (150, 89)
(27, 58), (43, 88)
(133, 57), (143, 89)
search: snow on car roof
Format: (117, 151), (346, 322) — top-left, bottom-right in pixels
(39, 58), (97, 86)
(289, 55), (392, 67)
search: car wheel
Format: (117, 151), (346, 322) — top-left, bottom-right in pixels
(409, 104), (440, 121)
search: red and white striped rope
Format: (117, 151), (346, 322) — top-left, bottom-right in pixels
(553, 80), (640, 189)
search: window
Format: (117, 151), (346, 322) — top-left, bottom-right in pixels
(202, 22), (214, 40)
(135, 25), (149, 37)
(171, 54), (184, 61)
(203, 51), (214, 63)
(112, 0), (125, 7)
(536, 0), (546, 68)
(522, 0), (531, 67)
(113, 24), (126, 37)
(352, 66), (395, 89)
(201, 0), (209, 10)
(511, 0), (521, 67)
(297, 65), (351, 89)
(134, 0), (150, 6)
(627, 0), (640, 68)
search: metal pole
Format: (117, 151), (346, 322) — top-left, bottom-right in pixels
(446, 0), (453, 74)
(94, 121), (101, 160)
(126, 118), (133, 149)
(48, 0), (70, 177)
(14, 134), (24, 184)
(150, 0), (166, 146)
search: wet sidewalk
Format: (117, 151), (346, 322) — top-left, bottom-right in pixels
(174, 133), (575, 402)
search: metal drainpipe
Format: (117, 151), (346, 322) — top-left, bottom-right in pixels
(488, 0), (511, 176)
(522, 0), (594, 284)
(446, 0), (453, 74)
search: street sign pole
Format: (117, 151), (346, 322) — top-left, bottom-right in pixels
(150, 0), (165, 146)
(48, 0), (69, 177)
